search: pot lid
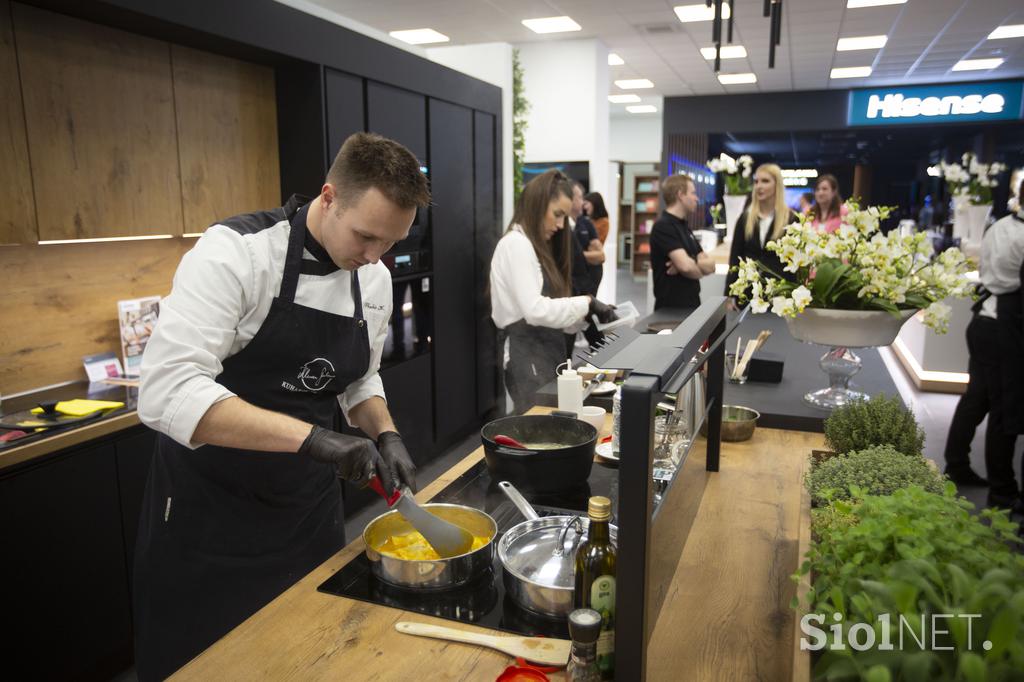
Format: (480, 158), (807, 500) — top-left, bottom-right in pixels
(501, 517), (586, 589)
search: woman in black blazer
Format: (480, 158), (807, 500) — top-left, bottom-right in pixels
(724, 162), (799, 300)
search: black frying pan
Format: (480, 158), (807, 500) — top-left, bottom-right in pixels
(480, 412), (597, 493)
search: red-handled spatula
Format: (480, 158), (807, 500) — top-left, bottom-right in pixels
(494, 434), (527, 449)
(368, 477), (475, 558)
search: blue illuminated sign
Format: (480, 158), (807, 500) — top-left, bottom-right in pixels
(848, 81), (1023, 126)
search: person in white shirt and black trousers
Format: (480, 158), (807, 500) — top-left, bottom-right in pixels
(944, 178), (1024, 511)
(724, 163), (798, 303)
(133, 133), (429, 680)
(489, 170), (617, 414)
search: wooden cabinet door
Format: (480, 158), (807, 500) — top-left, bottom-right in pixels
(172, 45), (280, 233)
(13, 3), (183, 240)
(0, 0), (36, 244)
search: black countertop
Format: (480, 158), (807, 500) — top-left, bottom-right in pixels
(538, 306), (902, 433)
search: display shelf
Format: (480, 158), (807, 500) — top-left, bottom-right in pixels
(631, 173), (660, 276)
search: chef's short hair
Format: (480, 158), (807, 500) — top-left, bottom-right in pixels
(328, 133), (431, 210)
(661, 174), (692, 206)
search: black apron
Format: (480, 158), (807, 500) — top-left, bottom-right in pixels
(502, 273), (570, 415)
(133, 203), (371, 681)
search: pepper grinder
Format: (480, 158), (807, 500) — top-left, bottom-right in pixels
(566, 608), (603, 682)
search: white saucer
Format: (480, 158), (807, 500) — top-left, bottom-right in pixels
(590, 381), (618, 396)
(595, 441), (619, 462)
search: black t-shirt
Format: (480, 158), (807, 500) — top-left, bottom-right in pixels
(571, 216), (602, 295)
(650, 211), (702, 310)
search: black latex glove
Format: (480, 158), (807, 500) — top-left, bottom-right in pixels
(299, 425), (387, 491)
(377, 431), (418, 494)
(589, 298), (618, 324)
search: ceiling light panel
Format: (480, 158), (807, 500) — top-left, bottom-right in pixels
(988, 25), (1024, 40)
(389, 28), (449, 45)
(522, 16), (581, 34)
(718, 73), (757, 84)
(830, 66), (873, 78)
(673, 3), (731, 23)
(846, 0), (906, 7)
(837, 35), (888, 51)
(615, 78), (655, 89)
(952, 58), (1003, 71)
(608, 94), (642, 103)
(700, 45), (748, 60)
(608, 53), (624, 66)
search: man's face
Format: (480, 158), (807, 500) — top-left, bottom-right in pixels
(678, 182), (699, 216)
(320, 185), (416, 270)
(571, 184), (584, 219)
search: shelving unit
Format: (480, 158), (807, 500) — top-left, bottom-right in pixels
(631, 173), (660, 276)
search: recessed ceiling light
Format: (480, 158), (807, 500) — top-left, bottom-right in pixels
(608, 53), (624, 66)
(674, 3), (731, 23)
(952, 58), (1004, 71)
(988, 24), (1024, 40)
(837, 35), (888, 51)
(522, 16), (581, 34)
(846, 0), (906, 7)
(830, 66), (873, 78)
(627, 105), (658, 114)
(389, 28), (450, 45)
(608, 94), (642, 103)
(700, 45), (748, 60)
(718, 72), (757, 85)
(615, 78), (655, 89)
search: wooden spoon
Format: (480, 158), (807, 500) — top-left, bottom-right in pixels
(395, 621), (571, 666)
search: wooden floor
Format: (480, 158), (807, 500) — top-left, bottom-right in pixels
(174, 421), (821, 681)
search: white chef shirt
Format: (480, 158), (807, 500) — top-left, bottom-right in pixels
(138, 220), (392, 449)
(489, 225), (590, 331)
(979, 211), (1024, 319)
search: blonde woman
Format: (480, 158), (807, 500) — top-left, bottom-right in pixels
(724, 163), (798, 301)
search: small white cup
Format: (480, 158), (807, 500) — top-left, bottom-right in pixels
(580, 405), (607, 435)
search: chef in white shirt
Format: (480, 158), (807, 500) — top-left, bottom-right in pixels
(489, 170), (617, 414)
(944, 177), (1024, 510)
(133, 133), (430, 681)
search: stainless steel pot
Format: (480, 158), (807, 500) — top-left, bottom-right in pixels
(497, 481), (618, 619)
(363, 503), (497, 590)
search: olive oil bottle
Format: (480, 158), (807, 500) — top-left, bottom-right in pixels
(574, 496), (616, 679)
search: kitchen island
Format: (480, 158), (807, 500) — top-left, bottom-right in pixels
(174, 407), (822, 681)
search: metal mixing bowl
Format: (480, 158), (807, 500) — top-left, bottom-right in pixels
(701, 405), (760, 442)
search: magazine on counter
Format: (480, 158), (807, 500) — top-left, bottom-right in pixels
(118, 296), (161, 377)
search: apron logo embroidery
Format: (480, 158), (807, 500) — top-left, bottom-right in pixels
(364, 302), (385, 311)
(297, 357), (336, 392)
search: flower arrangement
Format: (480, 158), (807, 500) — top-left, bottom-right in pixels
(709, 202), (724, 224)
(728, 202), (974, 333)
(935, 152), (1006, 206)
(706, 153), (753, 195)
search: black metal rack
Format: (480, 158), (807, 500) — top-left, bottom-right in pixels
(590, 297), (732, 682)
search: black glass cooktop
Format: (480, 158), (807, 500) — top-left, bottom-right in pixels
(317, 459), (619, 638)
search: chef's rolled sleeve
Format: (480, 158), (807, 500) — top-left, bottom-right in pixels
(138, 227), (250, 448)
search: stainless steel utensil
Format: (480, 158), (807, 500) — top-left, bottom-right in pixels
(363, 503), (496, 590)
(369, 477), (475, 558)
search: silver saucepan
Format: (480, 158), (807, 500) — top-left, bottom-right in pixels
(363, 503), (497, 590)
(497, 481), (618, 619)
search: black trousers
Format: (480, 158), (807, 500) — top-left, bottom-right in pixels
(943, 316), (1020, 502)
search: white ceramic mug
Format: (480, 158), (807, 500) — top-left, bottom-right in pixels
(580, 405), (607, 435)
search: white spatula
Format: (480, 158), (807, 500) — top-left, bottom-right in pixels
(394, 621), (571, 666)
(368, 477), (474, 558)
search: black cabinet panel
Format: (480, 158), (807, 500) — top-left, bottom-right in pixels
(324, 68), (365, 162)
(429, 99), (476, 444)
(473, 111), (499, 417)
(1, 446), (133, 680)
(276, 61), (328, 200)
(114, 427), (156, 601)
(366, 81), (427, 164)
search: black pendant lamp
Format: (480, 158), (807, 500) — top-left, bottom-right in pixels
(706, 0), (782, 71)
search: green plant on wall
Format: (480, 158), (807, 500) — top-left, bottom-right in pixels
(512, 48), (529, 200)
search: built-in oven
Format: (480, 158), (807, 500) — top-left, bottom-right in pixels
(380, 208), (433, 368)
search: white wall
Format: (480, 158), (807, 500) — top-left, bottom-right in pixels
(610, 115), (662, 164)
(426, 43), (514, 228)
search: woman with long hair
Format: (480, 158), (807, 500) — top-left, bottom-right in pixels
(490, 170), (617, 413)
(808, 174), (846, 233)
(724, 163), (798, 300)
(583, 191), (610, 244)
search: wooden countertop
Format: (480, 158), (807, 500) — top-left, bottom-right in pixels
(174, 408), (821, 681)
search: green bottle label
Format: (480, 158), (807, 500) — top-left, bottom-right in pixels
(592, 575), (615, 674)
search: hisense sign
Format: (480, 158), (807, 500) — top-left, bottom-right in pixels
(848, 81), (1023, 126)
